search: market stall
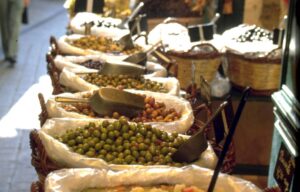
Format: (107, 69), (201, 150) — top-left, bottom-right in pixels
(28, 1), (290, 191)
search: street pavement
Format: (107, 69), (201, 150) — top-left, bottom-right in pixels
(0, 0), (68, 191)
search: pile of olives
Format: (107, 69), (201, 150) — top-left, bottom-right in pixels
(68, 36), (142, 55)
(55, 118), (186, 166)
(131, 96), (181, 123)
(81, 74), (168, 93)
(235, 27), (272, 42)
(61, 96), (181, 123)
(79, 60), (104, 70)
(61, 103), (96, 117)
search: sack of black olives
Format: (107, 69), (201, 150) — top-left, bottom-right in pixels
(222, 24), (277, 55)
(69, 12), (129, 39)
(39, 118), (217, 171)
(46, 90), (193, 134)
(57, 34), (144, 58)
(53, 55), (167, 77)
(59, 68), (180, 95)
(44, 166), (261, 192)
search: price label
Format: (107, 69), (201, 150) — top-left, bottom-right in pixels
(74, 0), (104, 14)
(274, 144), (296, 192)
(188, 24), (214, 42)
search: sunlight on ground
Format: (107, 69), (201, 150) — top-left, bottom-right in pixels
(0, 75), (52, 137)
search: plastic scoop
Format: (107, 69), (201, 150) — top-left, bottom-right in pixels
(171, 101), (228, 163)
(123, 40), (162, 66)
(117, 2), (144, 29)
(55, 87), (145, 117)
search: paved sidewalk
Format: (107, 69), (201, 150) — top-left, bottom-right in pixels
(0, 0), (68, 191)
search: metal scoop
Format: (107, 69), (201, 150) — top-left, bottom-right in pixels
(171, 101), (228, 163)
(117, 34), (135, 50)
(101, 59), (146, 75)
(55, 87), (145, 118)
(117, 2), (144, 29)
(123, 40), (162, 66)
(77, 60), (146, 76)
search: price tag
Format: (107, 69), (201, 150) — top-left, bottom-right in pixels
(129, 14), (148, 36)
(74, 0), (104, 14)
(273, 28), (285, 47)
(188, 23), (214, 42)
(81, 21), (95, 35)
(274, 143), (296, 192)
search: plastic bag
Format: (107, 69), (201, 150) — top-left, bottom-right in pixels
(57, 34), (138, 60)
(54, 55), (167, 77)
(211, 72), (231, 98)
(39, 118), (217, 172)
(59, 68), (180, 95)
(44, 166), (262, 192)
(70, 12), (129, 39)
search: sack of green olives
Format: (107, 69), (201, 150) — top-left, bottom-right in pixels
(39, 118), (217, 171)
(59, 68), (180, 95)
(46, 90), (194, 134)
(53, 55), (167, 77)
(69, 12), (129, 39)
(44, 166), (261, 192)
(57, 34), (143, 58)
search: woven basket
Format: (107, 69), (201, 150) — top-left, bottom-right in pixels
(167, 43), (222, 90)
(226, 49), (281, 96)
(31, 181), (44, 192)
(32, 91), (209, 177)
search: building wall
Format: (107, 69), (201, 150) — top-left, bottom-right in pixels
(244, 0), (288, 30)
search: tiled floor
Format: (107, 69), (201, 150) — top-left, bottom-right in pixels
(0, 0), (67, 191)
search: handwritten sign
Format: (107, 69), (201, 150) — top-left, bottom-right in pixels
(274, 144), (296, 192)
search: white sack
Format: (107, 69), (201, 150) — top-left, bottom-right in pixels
(222, 24), (277, 54)
(59, 68), (180, 95)
(39, 118), (217, 172)
(54, 55), (167, 77)
(46, 90), (194, 134)
(70, 12), (129, 39)
(148, 22), (225, 53)
(57, 34), (131, 60)
(45, 166), (262, 192)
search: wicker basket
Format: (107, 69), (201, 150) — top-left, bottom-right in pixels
(30, 122), (209, 184)
(167, 43), (222, 90)
(226, 49), (281, 96)
(31, 181), (44, 192)
(33, 92), (238, 185)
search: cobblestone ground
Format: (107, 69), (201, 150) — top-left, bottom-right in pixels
(0, 0), (67, 191)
